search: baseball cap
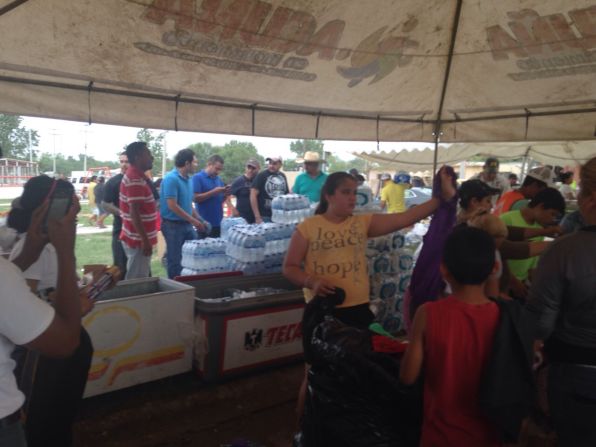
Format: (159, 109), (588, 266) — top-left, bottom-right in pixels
(246, 158), (260, 168)
(459, 179), (500, 202)
(380, 173), (391, 181)
(266, 156), (283, 163)
(525, 166), (555, 187)
(484, 157), (499, 173)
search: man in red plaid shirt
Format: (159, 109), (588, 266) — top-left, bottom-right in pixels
(119, 142), (157, 279)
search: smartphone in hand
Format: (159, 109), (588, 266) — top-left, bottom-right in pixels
(43, 180), (74, 232)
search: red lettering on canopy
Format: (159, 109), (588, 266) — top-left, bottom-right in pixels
(272, 10), (317, 53)
(239, 0), (273, 46)
(569, 5), (596, 49)
(486, 25), (528, 60)
(144, 0), (196, 30)
(297, 20), (346, 60)
(507, 9), (563, 55)
(218, 0), (255, 40)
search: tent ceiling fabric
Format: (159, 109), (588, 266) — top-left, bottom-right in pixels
(354, 141), (596, 170)
(0, 0), (595, 142)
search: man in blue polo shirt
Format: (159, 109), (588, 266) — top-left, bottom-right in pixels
(292, 151), (327, 203)
(160, 148), (205, 279)
(193, 154), (228, 238)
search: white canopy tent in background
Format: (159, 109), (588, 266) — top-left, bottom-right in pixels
(354, 141), (596, 172)
(0, 0), (595, 166)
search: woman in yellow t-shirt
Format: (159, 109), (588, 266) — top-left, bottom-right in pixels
(283, 169), (455, 419)
(284, 170), (455, 325)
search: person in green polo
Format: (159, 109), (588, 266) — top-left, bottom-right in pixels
(292, 151), (328, 203)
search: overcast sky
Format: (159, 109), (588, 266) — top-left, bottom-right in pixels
(21, 116), (428, 163)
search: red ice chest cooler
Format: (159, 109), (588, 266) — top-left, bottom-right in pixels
(182, 273), (305, 382)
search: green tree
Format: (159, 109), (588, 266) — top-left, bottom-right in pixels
(187, 142), (215, 168)
(287, 139), (367, 174)
(187, 141), (264, 184)
(0, 114), (39, 159)
(136, 128), (168, 176)
(286, 139), (324, 171)
(218, 141), (264, 183)
(38, 153), (118, 176)
(326, 154), (367, 173)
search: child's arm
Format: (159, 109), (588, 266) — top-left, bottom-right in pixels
(282, 231), (335, 296)
(399, 304), (427, 385)
(368, 167), (456, 238)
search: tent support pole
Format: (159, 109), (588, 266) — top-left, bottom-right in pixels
(0, 0), (30, 16)
(520, 146), (532, 179)
(432, 0), (463, 176)
(433, 139), (439, 174)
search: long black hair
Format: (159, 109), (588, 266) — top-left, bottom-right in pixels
(315, 172), (356, 215)
(7, 175), (70, 233)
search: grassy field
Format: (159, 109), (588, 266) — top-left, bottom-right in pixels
(75, 232), (166, 278)
(1, 200), (166, 277)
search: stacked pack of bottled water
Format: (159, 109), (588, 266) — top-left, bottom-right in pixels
(367, 230), (418, 335)
(262, 222), (296, 273)
(353, 185), (383, 214)
(271, 194), (313, 224)
(225, 222), (296, 275)
(220, 217), (247, 240)
(180, 238), (230, 275)
(226, 226), (266, 262)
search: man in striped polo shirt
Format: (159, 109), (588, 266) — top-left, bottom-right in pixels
(119, 142), (158, 279)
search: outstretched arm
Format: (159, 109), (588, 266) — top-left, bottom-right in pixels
(368, 167), (456, 238)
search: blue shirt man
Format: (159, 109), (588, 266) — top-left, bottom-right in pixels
(160, 170), (194, 221)
(160, 149), (204, 278)
(193, 154), (227, 238)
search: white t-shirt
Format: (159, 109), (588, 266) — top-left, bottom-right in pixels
(9, 236), (58, 292)
(559, 184), (576, 200)
(0, 257), (55, 417)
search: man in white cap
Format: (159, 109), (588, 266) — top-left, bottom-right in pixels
(379, 173), (408, 213)
(473, 157), (510, 204)
(292, 151), (328, 203)
(493, 166), (555, 216)
(250, 155), (289, 224)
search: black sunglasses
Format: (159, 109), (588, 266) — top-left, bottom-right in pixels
(246, 165), (257, 170)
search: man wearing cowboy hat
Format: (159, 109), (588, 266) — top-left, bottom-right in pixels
(292, 151), (328, 203)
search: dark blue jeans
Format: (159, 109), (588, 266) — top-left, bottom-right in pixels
(161, 219), (197, 279)
(548, 362), (596, 447)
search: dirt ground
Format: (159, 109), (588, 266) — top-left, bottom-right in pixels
(73, 361), (557, 447)
(73, 363), (303, 447)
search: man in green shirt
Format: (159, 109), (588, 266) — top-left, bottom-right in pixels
(500, 187), (565, 282)
(292, 151), (328, 203)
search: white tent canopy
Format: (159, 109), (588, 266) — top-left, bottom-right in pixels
(354, 141), (596, 170)
(1, 0), (595, 143)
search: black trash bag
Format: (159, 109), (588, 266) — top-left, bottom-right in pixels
(297, 296), (422, 447)
(301, 288), (346, 365)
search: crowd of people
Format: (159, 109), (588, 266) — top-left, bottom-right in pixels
(1, 138), (594, 447)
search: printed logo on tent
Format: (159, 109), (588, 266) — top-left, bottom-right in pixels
(244, 328), (263, 351)
(132, 0), (419, 87)
(486, 5), (596, 81)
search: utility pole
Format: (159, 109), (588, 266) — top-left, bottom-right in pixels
(28, 129), (33, 163)
(50, 129), (58, 174)
(83, 125), (89, 172)
(162, 133), (167, 177)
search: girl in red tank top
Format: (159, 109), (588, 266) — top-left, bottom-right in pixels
(400, 227), (502, 447)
